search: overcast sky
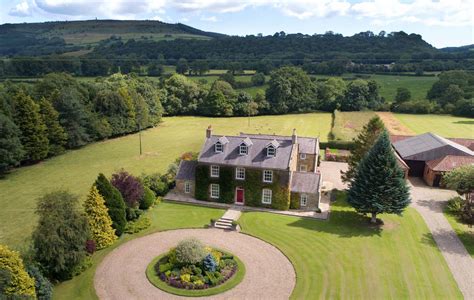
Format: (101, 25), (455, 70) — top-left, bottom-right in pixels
(2, 0), (473, 48)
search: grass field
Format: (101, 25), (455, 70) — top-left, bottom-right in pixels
(331, 111), (375, 141)
(240, 196), (462, 299)
(394, 114), (474, 138)
(53, 202), (224, 300)
(369, 74), (436, 102)
(443, 209), (474, 258)
(0, 113), (331, 249)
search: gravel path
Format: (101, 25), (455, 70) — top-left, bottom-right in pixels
(409, 178), (474, 299)
(94, 228), (295, 300)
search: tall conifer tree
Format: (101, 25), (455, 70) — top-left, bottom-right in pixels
(347, 131), (410, 223)
(0, 112), (24, 174)
(38, 97), (67, 156)
(12, 91), (49, 161)
(342, 115), (385, 183)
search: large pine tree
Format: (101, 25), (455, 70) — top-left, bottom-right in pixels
(342, 115), (385, 184)
(94, 173), (127, 236)
(84, 186), (117, 249)
(0, 112), (24, 174)
(38, 97), (68, 156)
(12, 91), (49, 161)
(347, 130), (410, 223)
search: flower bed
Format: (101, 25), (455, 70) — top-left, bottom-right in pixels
(146, 238), (245, 296)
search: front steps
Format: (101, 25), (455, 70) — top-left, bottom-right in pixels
(214, 217), (234, 230)
(213, 208), (242, 230)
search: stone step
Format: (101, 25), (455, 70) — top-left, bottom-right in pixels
(220, 217), (234, 222)
(217, 219), (233, 224)
(214, 223), (232, 229)
(215, 220), (232, 226)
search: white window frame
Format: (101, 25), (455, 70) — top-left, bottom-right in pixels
(210, 165), (219, 178)
(239, 144), (248, 155)
(184, 181), (191, 193)
(262, 189), (272, 204)
(263, 170), (273, 183)
(236, 167), (245, 180)
(267, 146), (276, 157)
(299, 165), (307, 172)
(300, 153), (306, 160)
(210, 184), (220, 199)
(300, 194), (308, 207)
(215, 142), (223, 153)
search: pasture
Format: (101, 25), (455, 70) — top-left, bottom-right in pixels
(331, 111), (375, 141)
(0, 113), (331, 249)
(394, 114), (474, 138)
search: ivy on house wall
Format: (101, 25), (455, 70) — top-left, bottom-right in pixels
(290, 192), (301, 209)
(194, 164), (291, 210)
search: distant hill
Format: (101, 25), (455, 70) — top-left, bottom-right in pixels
(440, 44), (474, 53)
(0, 19), (225, 56)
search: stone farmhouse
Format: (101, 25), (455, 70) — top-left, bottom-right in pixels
(391, 132), (474, 187)
(174, 126), (322, 210)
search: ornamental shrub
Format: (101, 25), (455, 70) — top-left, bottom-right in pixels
(83, 186), (117, 249)
(175, 238), (206, 265)
(27, 265), (53, 300)
(85, 240), (96, 255)
(94, 173), (127, 236)
(0, 244), (36, 298)
(139, 187), (156, 209)
(111, 170), (144, 207)
(446, 197), (463, 214)
(203, 254), (217, 272)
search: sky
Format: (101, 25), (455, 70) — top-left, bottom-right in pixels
(1, 0), (473, 48)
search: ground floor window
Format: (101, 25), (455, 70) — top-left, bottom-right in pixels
(299, 165), (307, 172)
(210, 184), (220, 199)
(300, 194), (308, 207)
(262, 188), (272, 204)
(184, 181), (191, 193)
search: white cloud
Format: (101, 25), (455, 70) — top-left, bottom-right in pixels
(9, 1), (32, 17)
(7, 0), (471, 28)
(200, 15), (218, 22)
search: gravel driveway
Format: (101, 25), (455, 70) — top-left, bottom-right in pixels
(94, 228), (295, 300)
(409, 178), (474, 299)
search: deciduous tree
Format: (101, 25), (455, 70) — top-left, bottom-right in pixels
(443, 165), (474, 224)
(111, 170), (144, 208)
(38, 97), (67, 156)
(0, 112), (24, 174)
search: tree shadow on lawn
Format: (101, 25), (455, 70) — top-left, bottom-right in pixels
(420, 230), (471, 256)
(453, 120), (474, 125)
(287, 201), (383, 238)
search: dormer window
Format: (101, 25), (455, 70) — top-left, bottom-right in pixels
(267, 145), (276, 157)
(239, 144), (248, 155)
(215, 136), (229, 153)
(215, 142), (223, 153)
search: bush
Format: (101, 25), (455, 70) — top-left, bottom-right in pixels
(0, 245), (36, 298)
(85, 240), (96, 254)
(175, 238), (206, 265)
(446, 197), (464, 214)
(111, 170), (144, 207)
(71, 255), (92, 277)
(140, 173), (169, 196)
(126, 207), (142, 221)
(139, 187), (156, 209)
(124, 216), (151, 234)
(27, 265), (53, 300)
(203, 254), (217, 272)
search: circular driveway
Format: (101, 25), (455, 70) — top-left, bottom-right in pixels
(94, 228), (295, 300)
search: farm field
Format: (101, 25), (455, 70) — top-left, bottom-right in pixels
(240, 196), (461, 299)
(0, 113), (331, 249)
(53, 202), (224, 300)
(331, 111), (375, 141)
(393, 114), (474, 138)
(369, 74), (436, 101)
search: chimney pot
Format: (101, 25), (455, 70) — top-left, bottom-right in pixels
(206, 125), (213, 138)
(292, 128), (298, 144)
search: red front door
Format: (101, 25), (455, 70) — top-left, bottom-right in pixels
(236, 188), (244, 204)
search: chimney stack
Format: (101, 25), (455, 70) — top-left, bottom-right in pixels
(292, 128), (298, 144)
(206, 125), (213, 138)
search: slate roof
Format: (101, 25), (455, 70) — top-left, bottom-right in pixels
(240, 133), (318, 154)
(198, 135), (294, 170)
(290, 172), (321, 194)
(392, 132), (474, 161)
(217, 136), (229, 144)
(175, 160), (197, 180)
(426, 155), (474, 172)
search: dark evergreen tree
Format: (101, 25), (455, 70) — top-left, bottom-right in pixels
(347, 131), (410, 223)
(342, 116), (385, 184)
(0, 112), (24, 174)
(32, 190), (89, 280)
(38, 97), (68, 156)
(176, 58), (189, 74)
(94, 173), (127, 236)
(12, 91), (49, 161)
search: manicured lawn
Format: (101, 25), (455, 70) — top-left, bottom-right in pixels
(394, 114), (474, 138)
(0, 113), (331, 249)
(443, 209), (474, 258)
(53, 202), (225, 300)
(239, 197), (462, 299)
(331, 111), (375, 141)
